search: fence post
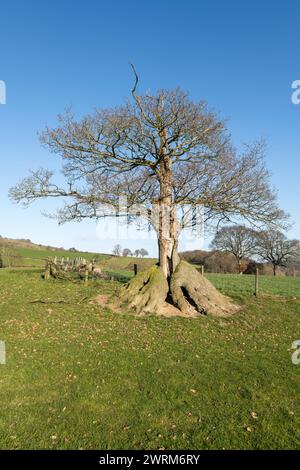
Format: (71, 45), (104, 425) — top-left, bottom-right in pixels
(254, 268), (259, 297)
(201, 265), (204, 276)
(44, 258), (51, 280)
(134, 264), (138, 276)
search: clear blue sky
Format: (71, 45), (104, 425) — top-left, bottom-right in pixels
(0, 0), (299, 256)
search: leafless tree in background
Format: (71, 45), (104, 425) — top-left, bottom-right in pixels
(0, 246), (21, 268)
(139, 248), (149, 258)
(211, 225), (258, 273)
(255, 230), (300, 276)
(112, 244), (122, 257)
(10, 68), (287, 316)
(122, 248), (132, 257)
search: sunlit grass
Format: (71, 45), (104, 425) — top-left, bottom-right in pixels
(0, 268), (299, 449)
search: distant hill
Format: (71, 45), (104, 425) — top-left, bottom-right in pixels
(0, 236), (69, 251)
(0, 235), (107, 255)
(0, 236), (109, 268)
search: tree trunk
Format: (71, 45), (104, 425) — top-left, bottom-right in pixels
(273, 265), (277, 276)
(157, 128), (180, 280)
(237, 258), (243, 274)
(158, 235), (180, 281)
(157, 181), (180, 281)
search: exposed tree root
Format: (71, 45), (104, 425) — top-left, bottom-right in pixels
(170, 261), (239, 317)
(105, 261), (239, 318)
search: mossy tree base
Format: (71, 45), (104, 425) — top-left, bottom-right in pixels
(118, 265), (169, 314)
(115, 261), (239, 318)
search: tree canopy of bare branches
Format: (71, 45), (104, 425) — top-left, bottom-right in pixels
(112, 244), (122, 257)
(255, 230), (300, 276)
(211, 225), (258, 273)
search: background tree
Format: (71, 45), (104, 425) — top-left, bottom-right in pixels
(112, 244), (122, 257)
(122, 248), (132, 257)
(139, 248), (149, 258)
(133, 249), (141, 258)
(255, 230), (300, 276)
(0, 246), (21, 268)
(10, 70), (286, 316)
(210, 225), (257, 274)
(181, 249), (238, 274)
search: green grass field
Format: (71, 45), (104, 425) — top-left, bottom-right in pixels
(0, 264), (299, 450)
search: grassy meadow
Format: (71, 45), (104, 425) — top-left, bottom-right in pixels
(0, 253), (299, 449)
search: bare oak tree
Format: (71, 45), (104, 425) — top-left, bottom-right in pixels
(10, 69), (285, 316)
(255, 230), (300, 276)
(0, 246), (21, 268)
(122, 248), (132, 257)
(211, 225), (257, 274)
(112, 244), (122, 257)
(140, 248), (149, 258)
